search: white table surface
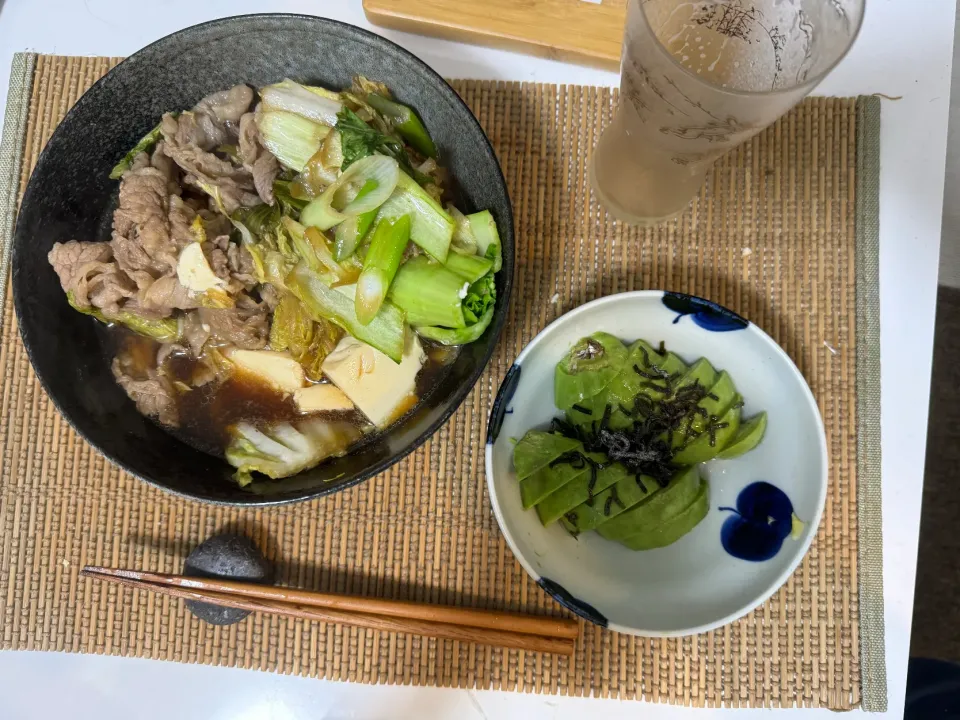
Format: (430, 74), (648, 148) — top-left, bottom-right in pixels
(0, 0), (953, 717)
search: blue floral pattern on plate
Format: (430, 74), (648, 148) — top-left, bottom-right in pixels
(720, 482), (801, 562)
(538, 577), (608, 627)
(487, 363), (521, 444)
(662, 292), (748, 332)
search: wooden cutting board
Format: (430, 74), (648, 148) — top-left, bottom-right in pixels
(363, 0), (627, 69)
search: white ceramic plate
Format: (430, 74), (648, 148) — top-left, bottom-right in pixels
(485, 291), (827, 636)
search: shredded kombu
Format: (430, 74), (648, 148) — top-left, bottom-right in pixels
(551, 354), (721, 492)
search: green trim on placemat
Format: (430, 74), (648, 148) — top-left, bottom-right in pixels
(856, 95), (887, 713)
(0, 52), (35, 327)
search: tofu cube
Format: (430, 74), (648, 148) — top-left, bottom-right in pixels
(321, 332), (425, 427)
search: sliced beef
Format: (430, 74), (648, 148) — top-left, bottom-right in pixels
(47, 241), (136, 316)
(198, 296), (268, 350)
(207, 234), (257, 292)
(159, 84), (260, 215)
(49, 240), (110, 291)
(151, 141), (181, 195)
(168, 195), (200, 249)
(238, 112), (260, 165)
(161, 111), (260, 214)
(111, 165), (179, 278)
(238, 112), (279, 205)
(194, 85), (254, 142)
(180, 311), (211, 356)
(112, 357), (179, 428)
(251, 153), (280, 206)
(258, 283), (282, 311)
(111, 235), (161, 291)
(140, 276), (201, 313)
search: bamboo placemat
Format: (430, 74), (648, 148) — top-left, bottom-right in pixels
(0, 54), (885, 710)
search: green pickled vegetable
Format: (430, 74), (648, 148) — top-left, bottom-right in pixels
(512, 330), (770, 551)
(512, 430), (580, 481)
(619, 481), (709, 551)
(554, 332), (628, 412)
(671, 402), (742, 466)
(355, 215), (411, 324)
(559, 472), (661, 535)
(535, 461), (631, 526)
(717, 410), (767, 459)
(367, 92), (438, 158)
(520, 452), (595, 511)
(693, 371), (737, 432)
(596, 466), (702, 542)
(67, 291), (180, 343)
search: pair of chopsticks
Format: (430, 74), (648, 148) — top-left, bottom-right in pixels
(81, 566), (579, 656)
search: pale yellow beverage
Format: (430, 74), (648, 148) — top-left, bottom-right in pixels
(592, 0), (864, 226)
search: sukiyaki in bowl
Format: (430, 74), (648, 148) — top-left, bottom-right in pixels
(12, 15), (513, 505)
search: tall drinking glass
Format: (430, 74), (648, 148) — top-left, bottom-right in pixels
(591, 0), (865, 225)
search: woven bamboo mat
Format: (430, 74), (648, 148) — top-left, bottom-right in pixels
(0, 54), (884, 709)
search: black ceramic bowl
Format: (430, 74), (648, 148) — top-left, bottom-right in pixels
(13, 14), (514, 505)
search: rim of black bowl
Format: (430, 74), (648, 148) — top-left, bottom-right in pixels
(12, 13), (514, 506)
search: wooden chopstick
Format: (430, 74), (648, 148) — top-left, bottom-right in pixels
(82, 566), (578, 656)
(83, 566), (579, 639)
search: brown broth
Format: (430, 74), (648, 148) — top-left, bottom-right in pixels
(106, 325), (461, 462)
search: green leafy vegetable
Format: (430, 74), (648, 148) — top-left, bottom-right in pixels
(462, 274), (496, 324)
(387, 256), (467, 328)
(366, 92), (438, 158)
(231, 203), (297, 287)
(467, 210), (503, 272)
(335, 107), (430, 184)
(415, 305), (494, 345)
(109, 117), (173, 180)
(226, 418), (361, 486)
(256, 110), (331, 172)
(287, 263), (406, 362)
(260, 79), (343, 126)
(443, 251), (493, 282)
(67, 291), (180, 343)
(375, 172), (454, 262)
(269, 292), (341, 381)
(413, 272), (495, 345)
(337, 107), (387, 169)
(448, 206), (478, 256)
(274, 180), (308, 217)
(269, 293), (314, 356)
